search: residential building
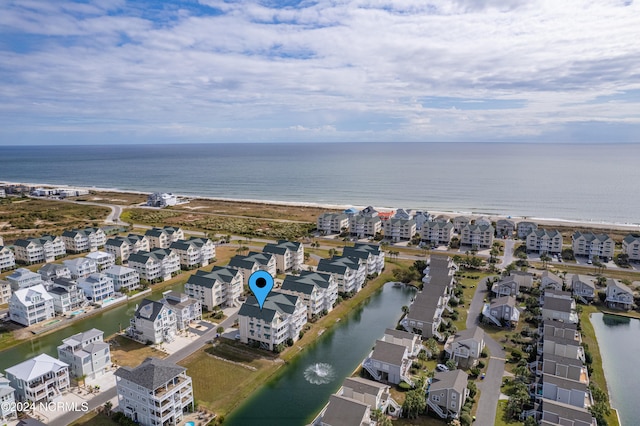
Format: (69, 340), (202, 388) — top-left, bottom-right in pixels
(338, 377), (399, 416)
(475, 217), (492, 227)
(128, 298), (177, 344)
(382, 328), (422, 358)
(185, 266), (243, 310)
(421, 221), (454, 245)
(383, 218), (417, 242)
(63, 257), (98, 279)
(12, 235), (66, 265)
(542, 334), (585, 362)
(540, 271), (564, 291)
(540, 399), (597, 426)
(541, 354), (589, 384)
(401, 285), (449, 340)
(526, 229), (563, 254)
(572, 232), (615, 261)
(316, 256), (366, 295)
(460, 223), (494, 248)
(571, 275), (596, 302)
(228, 252), (277, 286)
(115, 357), (194, 426)
(263, 240), (304, 272)
(426, 370), (470, 420)
(605, 278), (634, 310)
(9, 284), (55, 326)
(492, 272), (534, 297)
(349, 215), (382, 239)
(0, 374), (17, 422)
(104, 265), (140, 292)
(49, 278), (87, 314)
(444, 327), (486, 368)
(482, 296), (519, 327)
(414, 211), (430, 230)
(541, 295), (579, 324)
(496, 219), (516, 238)
(7, 267), (46, 291)
(540, 373), (590, 409)
(128, 248), (181, 282)
(317, 213), (349, 235)
(85, 251), (116, 271)
(0, 246), (16, 272)
(77, 273), (115, 303)
(517, 221), (538, 239)
(160, 291), (202, 331)
(105, 234), (150, 261)
(5, 354), (70, 403)
(38, 263), (72, 282)
(147, 192), (178, 207)
(393, 209), (412, 220)
(237, 291), (307, 351)
(145, 227), (184, 249)
(0, 280), (11, 305)
(452, 216), (470, 233)
(622, 234), (640, 262)
(342, 243), (385, 275)
(319, 394), (373, 426)
(280, 272), (338, 319)
(170, 237), (215, 269)
(61, 227), (107, 253)
(363, 340), (411, 385)
(57, 328), (111, 379)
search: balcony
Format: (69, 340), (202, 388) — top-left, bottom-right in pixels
(154, 375), (189, 398)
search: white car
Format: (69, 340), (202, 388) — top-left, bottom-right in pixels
(436, 364), (449, 372)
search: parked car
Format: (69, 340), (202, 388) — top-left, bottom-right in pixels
(436, 364), (449, 372)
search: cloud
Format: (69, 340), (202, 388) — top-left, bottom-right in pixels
(1, 0), (639, 144)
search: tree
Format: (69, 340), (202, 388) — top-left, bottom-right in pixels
(402, 388), (426, 419)
(540, 253), (552, 269)
(424, 338), (438, 358)
(524, 416), (538, 426)
(506, 381), (530, 419)
(445, 359), (457, 370)
(103, 401), (113, 417)
(372, 409), (392, 426)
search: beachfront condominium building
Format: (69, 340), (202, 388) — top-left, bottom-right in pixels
(115, 357), (194, 426)
(170, 237), (216, 269)
(262, 240), (304, 272)
(0, 281), (11, 305)
(61, 227), (107, 253)
(279, 271), (338, 319)
(496, 219), (516, 238)
(228, 252), (277, 286)
(460, 223), (494, 248)
(57, 328), (111, 379)
(317, 213), (349, 235)
(342, 243), (385, 275)
(128, 299), (177, 344)
(623, 234), (640, 262)
(0, 374), (17, 423)
(238, 291), (307, 351)
(85, 251), (116, 271)
(104, 265), (140, 292)
(452, 216), (470, 233)
(105, 234), (151, 261)
(12, 235), (66, 264)
(421, 221), (454, 245)
(349, 216), (382, 239)
(383, 218), (417, 242)
(48, 278), (87, 314)
(572, 232), (615, 261)
(145, 226), (184, 249)
(128, 248), (181, 282)
(9, 284), (55, 326)
(517, 221), (538, 239)
(0, 246), (16, 272)
(316, 256), (367, 295)
(160, 291), (202, 331)
(184, 266), (243, 310)
(5, 354), (70, 404)
(63, 257), (98, 279)
(526, 229), (563, 254)
(6, 267), (47, 291)
(77, 273), (115, 304)
(38, 263), (72, 282)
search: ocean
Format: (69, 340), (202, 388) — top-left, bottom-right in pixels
(0, 142), (639, 225)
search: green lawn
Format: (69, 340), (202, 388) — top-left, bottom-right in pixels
(71, 411), (117, 426)
(494, 400), (523, 426)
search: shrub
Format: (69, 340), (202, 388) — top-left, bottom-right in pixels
(460, 413), (473, 426)
(477, 360), (485, 369)
(398, 381), (412, 390)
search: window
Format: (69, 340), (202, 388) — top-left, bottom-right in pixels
(432, 395), (440, 402)
(451, 393), (456, 400)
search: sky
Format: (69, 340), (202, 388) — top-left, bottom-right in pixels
(1, 0), (639, 145)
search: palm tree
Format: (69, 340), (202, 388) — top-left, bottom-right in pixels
(103, 401), (113, 417)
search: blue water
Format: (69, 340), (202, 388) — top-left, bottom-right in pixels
(1, 142), (639, 224)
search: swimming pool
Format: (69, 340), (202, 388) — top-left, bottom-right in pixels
(102, 297), (115, 304)
(70, 309), (85, 316)
(185, 422), (195, 426)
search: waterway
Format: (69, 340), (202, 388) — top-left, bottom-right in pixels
(225, 282), (416, 426)
(0, 282), (186, 372)
(590, 312), (638, 425)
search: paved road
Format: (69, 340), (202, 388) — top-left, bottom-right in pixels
(499, 238), (515, 268)
(466, 275), (505, 426)
(50, 313), (239, 426)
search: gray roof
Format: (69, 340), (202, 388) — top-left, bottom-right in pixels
(384, 327), (416, 340)
(490, 295), (517, 309)
(145, 228), (166, 237)
(496, 219), (515, 227)
(293, 270), (333, 289)
(430, 369), (469, 394)
(134, 298), (166, 321)
(105, 237), (127, 247)
(541, 398), (594, 423)
(317, 256), (361, 275)
(342, 376), (387, 396)
(115, 357), (186, 391)
(571, 275), (595, 290)
(263, 240), (301, 256)
(370, 340), (407, 366)
(529, 229), (561, 238)
(62, 328), (104, 346)
(572, 231), (612, 242)
(451, 326), (484, 344)
(607, 278), (633, 295)
(425, 221), (453, 230)
(281, 276), (317, 295)
(543, 297), (573, 313)
(322, 394), (369, 426)
(623, 234), (640, 244)
(463, 223), (494, 232)
(237, 291), (299, 323)
(189, 266), (240, 288)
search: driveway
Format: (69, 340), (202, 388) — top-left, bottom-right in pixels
(499, 239), (515, 268)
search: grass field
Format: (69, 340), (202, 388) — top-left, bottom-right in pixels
(70, 412), (117, 426)
(108, 334), (166, 367)
(494, 400), (523, 426)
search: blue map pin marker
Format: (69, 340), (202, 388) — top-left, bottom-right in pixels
(248, 270), (274, 310)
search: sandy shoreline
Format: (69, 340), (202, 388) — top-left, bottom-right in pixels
(3, 180), (640, 232)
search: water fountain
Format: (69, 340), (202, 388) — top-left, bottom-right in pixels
(303, 363), (335, 385)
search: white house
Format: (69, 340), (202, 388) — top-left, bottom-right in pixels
(362, 340), (412, 385)
(605, 278), (634, 310)
(228, 252), (277, 286)
(572, 232), (615, 261)
(316, 256), (366, 295)
(170, 237), (215, 269)
(622, 234), (640, 262)
(128, 249), (181, 282)
(317, 213), (349, 235)
(517, 221), (538, 239)
(444, 327), (486, 368)
(9, 284), (55, 326)
(105, 234), (151, 261)
(77, 273), (115, 304)
(421, 221), (454, 245)
(0, 246), (16, 272)
(160, 291), (202, 331)
(61, 227), (107, 253)
(104, 265), (140, 292)
(115, 357), (194, 426)
(383, 218), (417, 242)
(128, 299), (177, 344)
(12, 235), (66, 264)
(145, 227), (184, 249)
(63, 257), (98, 279)
(37, 263), (72, 282)
(57, 328), (111, 379)
(184, 266), (243, 310)
(262, 240), (304, 272)
(342, 243), (385, 275)
(0, 374), (17, 423)
(0, 280), (11, 305)
(147, 192), (178, 207)
(526, 229), (563, 254)
(7, 267), (47, 291)
(85, 251), (116, 271)
(48, 278), (87, 314)
(5, 354), (70, 403)
(460, 223), (494, 248)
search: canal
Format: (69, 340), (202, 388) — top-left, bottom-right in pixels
(0, 282), (186, 372)
(590, 312), (638, 425)
(225, 282), (416, 426)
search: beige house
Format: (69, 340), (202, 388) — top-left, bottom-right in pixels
(452, 216), (470, 233)
(383, 218), (417, 242)
(317, 213), (349, 235)
(622, 234), (640, 262)
(145, 227), (184, 249)
(184, 266), (243, 310)
(13, 235), (66, 264)
(421, 221), (454, 245)
(526, 229), (563, 254)
(0, 246), (16, 272)
(263, 240), (304, 272)
(228, 251), (277, 286)
(61, 227), (107, 253)
(572, 232), (614, 261)
(460, 223), (494, 248)
(517, 221), (538, 239)
(496, 219), (516, 238)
